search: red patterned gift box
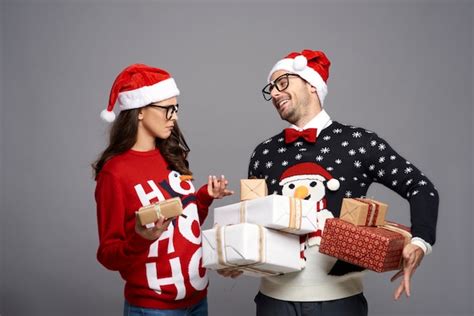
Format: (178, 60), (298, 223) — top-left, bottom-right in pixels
(319, 219), (411, 272)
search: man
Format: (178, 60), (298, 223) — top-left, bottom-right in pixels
(221, 50), (438, 316)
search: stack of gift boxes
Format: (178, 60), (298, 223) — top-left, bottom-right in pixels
(319, 198), (412, 272)
(134, 186), (412, 275)
(202, 179), (317, 277)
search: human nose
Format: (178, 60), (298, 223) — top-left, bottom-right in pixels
(270, 86), (281, 99)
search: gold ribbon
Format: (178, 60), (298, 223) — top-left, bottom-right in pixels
(380, 222), (412, 245)
(379, 222), (412, 268)
(214, 225), (282, 276)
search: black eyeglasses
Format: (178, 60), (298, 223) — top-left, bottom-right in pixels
(262, 73), (302, 101)
(149, 103), (179, 120)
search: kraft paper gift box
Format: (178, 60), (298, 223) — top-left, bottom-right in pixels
(339, 198), (388, 226)
(214, 195), (317, 235)
(240, 179), (268, 201)
(319, 219), (411, 272)
(202, 223), (303, 277)
(136, 197), (183, 227)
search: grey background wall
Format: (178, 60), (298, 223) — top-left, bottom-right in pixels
(0, 0), (4, 314)
(1, 1), (473, 315)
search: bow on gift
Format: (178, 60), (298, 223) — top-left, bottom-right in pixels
(284, 128), (317, 144)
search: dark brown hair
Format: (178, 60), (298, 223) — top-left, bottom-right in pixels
(92, 108), (192, 180)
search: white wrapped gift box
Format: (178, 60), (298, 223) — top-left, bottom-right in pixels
(202, 223), (303, 277)
(214, 195), (317, 235)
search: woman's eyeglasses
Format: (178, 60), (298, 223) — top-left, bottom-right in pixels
(149, 103), (179, 120)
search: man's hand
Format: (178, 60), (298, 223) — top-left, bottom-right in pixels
(391, 243), (425, 300)
(216, 268), (243, 279)
(135, 215), (172, 241)
(208, 175), (234, 199)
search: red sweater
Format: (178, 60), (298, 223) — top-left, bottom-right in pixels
(95, 149), (213, 309)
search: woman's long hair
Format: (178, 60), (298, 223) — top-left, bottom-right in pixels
(92, 108), (192, 180)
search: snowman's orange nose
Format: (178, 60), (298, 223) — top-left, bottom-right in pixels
(180, 175), (193, 181)
(294, 186), (309, 199)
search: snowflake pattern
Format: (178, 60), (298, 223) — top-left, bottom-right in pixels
(253, 160), (260, 170)
(248, 122), (437, 243)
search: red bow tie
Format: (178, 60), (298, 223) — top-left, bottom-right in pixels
(284, 128), (318, 144)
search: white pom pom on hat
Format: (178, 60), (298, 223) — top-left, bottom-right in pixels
(101, 63), (180, 123)
(326, 178), (340, 191)
(293, 55), (307, 71)
(100, 109), (116, 123)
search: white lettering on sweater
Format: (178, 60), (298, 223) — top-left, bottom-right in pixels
(144, 186), (206, 300)
(146, 257), (186, 300)
(134, 180), (165, 206)
(148, 222), (175, 257)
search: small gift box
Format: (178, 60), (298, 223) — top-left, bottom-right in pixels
(319, 219), (411, 272)
(136, 197), (183, 227)
(240, 179), (268, 201)
(214, 195), (317, 235)
(339, 198), (388, 226)
(202, 223), (303, 277)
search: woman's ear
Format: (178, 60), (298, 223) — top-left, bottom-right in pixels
(138, 109), (144, 120)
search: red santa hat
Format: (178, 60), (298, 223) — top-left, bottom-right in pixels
(100, 64), (180, 122)
(279, 162), (340, 191)
(267, 49), (331, 106)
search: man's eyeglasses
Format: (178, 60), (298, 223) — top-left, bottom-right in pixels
(262, 73), (302, 101)
(149, 103), (179, 120)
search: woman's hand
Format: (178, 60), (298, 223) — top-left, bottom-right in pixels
(208, 175), (234, 199)
(135, 214), (172, 241)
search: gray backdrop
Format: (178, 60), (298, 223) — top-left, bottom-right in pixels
(1, 1), (473, 315)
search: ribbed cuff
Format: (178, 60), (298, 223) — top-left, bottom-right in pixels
(411, 237), (432, 255)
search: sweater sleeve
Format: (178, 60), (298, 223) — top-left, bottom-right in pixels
(195, 184), (214, 225)
(95, 171), (153, 271)
(363, 133), (439, 245)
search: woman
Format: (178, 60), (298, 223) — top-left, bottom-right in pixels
(93, 64), (232, 316)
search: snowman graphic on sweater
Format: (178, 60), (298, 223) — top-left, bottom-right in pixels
(279, 162), (340, 250)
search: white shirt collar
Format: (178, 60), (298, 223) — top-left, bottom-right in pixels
(289, 109), (332, 136)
